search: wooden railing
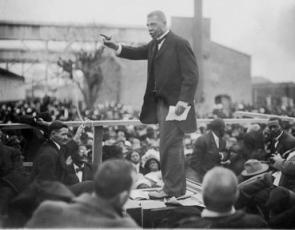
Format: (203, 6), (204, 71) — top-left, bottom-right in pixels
(0, 118), (270, 171)
(234, 111), (295, 122)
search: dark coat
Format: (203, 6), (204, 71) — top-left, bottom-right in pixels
(275, 131), (295, 155)
(26, 193), (138, 228)
(119, 31), (198, 133)
(274, 150), (295, 191)
(31, 140), (67, 182)
(5, 180), (74, 228)
(178, 210), (267, 228)
(190, 131), (227, 178)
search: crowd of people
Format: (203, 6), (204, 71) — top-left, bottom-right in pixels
(1, 95), (295, 228)
(0, 96), (139, 124)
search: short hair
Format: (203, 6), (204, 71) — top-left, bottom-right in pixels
(48, 120), (68, 135)
(147, 10), (167, 24)
(268, 117), (283, 127)
(208, 118), (225, 132)
(202, 167), (238, 212)
(102, 145), (123, 161)
(94, 159), (135, 199)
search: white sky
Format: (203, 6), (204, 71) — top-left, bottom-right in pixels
(0, 0), (295, 82)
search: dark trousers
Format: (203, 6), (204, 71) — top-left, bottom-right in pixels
(157, 99), (186, 197)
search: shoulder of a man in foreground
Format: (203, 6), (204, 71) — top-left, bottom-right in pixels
(25, 200), (68, 228)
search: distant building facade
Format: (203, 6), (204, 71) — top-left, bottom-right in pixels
(253, 82), (295, 109)
(0, 19), (252, 115)
(0, 68), (25, 102)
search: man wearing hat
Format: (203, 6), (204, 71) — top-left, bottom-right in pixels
(31, 120), (71, 182)
(237, 147), (295, 218)
(190, 118), (227, 181)
(239, 159), (269, 182)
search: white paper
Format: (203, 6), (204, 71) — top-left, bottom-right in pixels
(165, 105), (191, 121)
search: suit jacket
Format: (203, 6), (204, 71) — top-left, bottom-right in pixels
(273, 150), (295, 190)
(119, 31), (198, 133)
(26, 193), (138, 228)
(275, 131), (295, 155)
(64, 162), (94, 186)
(190, 131), (227, 178)
(31, 140), (67, 182)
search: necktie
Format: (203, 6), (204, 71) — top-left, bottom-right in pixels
(153, 35), (167, 56)
(75, 164), (84, 173)
(150, 35), (167, 92)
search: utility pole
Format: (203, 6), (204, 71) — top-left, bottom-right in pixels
(193, 0), (203, 103)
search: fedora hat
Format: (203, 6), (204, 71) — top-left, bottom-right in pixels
(241, 159), (269, 177)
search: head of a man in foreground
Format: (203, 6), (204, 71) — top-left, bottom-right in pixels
(94, 159), (136, 211)
(202, 167), (239, 213)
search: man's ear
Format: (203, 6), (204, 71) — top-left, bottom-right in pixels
(118, 190), (129, 206)
(234, 189), (240, 203)
(49, 130), (55, 139)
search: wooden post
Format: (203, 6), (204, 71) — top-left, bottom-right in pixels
(193, 0), (203, 103)
(92, 126), (103, 172)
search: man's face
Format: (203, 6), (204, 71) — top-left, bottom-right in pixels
(51, 127), (69, 146)
(130, 151), (140, 164)
(215, 124), (226, 138)
(268, 120), (282, 138)
(79, 145), (88, 157)
(146, 15), (166, 39)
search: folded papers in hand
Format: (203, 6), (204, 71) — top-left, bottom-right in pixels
(165, 105), (191, 121)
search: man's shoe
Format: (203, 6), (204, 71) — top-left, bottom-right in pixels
(149, 190), (171, 199)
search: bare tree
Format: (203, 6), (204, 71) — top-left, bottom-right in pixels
(58, 46), (120, 109)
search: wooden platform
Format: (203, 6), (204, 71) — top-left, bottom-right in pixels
(125, 178), (204, 227)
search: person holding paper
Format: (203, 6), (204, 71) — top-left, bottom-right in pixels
(103, 10), (198, 199)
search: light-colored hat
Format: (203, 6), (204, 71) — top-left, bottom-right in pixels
(241, 159), (269, 177)
(141, 149), (160, 167)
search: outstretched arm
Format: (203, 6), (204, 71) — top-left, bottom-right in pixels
(102, 35), (149, 60)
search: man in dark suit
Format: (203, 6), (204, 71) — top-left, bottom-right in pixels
(267, 117), (295, 156)
(31, 120), (70, 182)
(103, 10), (198, 198)
(64, 143), (94, 186)
(189, 119), (227, 182)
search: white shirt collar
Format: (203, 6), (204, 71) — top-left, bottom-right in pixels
(73, 163), (84, 182)
(52, 139), (61, 150)
(275, 131), (284, 141)
(201, 207), (236, 218)
(212, 131), (220, 149)
(157, 30), (169, 41)
(73, 163), (84, 169)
